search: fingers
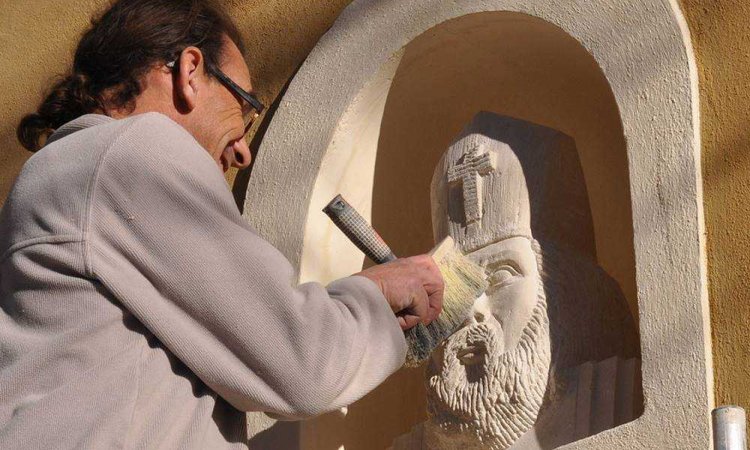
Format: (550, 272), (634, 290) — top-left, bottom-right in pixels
(398, 313), (421, 331)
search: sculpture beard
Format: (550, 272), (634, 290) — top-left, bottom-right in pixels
(425, 291), (551, 450)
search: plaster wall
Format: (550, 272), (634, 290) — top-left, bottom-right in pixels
(0, 0), (748, 441)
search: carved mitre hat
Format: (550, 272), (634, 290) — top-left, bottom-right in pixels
(431, 111), (596, 257)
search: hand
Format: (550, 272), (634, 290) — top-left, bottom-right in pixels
(357, 255), (444, 331)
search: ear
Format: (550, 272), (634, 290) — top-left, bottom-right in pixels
(174, 46), (207, 112)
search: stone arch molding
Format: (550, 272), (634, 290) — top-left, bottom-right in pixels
(243, 0), (712, 448)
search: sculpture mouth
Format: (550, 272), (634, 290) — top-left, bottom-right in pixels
(456, 340), (486, 365)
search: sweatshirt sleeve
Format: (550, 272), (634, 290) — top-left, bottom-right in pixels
(87, 113), (407, 419)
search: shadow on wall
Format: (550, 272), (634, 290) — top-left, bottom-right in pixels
(301, 11), (640, 450)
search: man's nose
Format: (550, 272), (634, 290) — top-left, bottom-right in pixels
(229, 137), (252, 169)
(468, 293), (491, 324)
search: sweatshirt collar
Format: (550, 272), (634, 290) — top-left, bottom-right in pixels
(47, 114), (114, 146)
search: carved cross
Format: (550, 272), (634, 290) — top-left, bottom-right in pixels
(447, 146), (496, 225)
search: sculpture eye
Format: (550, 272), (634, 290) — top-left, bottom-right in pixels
(487, 264), (520, 287)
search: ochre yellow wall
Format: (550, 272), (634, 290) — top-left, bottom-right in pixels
(680, 0), (750, 412)
(0, 0), (748, 431)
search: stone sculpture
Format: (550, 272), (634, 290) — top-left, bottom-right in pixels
(393, 112), (640, 449)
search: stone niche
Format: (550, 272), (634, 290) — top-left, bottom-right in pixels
(243, 1), (713, 449)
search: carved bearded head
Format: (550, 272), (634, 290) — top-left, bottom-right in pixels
(425, 112), (637, 449)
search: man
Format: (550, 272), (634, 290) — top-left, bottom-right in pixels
(0, 1), (443, 448)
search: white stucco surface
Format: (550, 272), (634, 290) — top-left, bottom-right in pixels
(243, 0), (712, 447)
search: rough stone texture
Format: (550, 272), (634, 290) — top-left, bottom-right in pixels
(243, 0), (711, 448)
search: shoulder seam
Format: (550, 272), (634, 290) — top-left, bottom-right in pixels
(81, 115), (150, 278)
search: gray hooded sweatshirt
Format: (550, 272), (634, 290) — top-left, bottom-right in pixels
(0, 113), (406, 449)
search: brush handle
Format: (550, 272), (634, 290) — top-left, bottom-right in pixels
(323, 195), (397, 264)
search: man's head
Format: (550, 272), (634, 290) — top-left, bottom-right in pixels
(18, 0), (258, 173)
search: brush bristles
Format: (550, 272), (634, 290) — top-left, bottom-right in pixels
(404, 240), (488, 367)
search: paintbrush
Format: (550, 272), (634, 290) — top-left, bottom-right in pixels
(323, 194), (488, 367)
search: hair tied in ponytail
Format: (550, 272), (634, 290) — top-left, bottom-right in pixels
(17, 72), (100, 152)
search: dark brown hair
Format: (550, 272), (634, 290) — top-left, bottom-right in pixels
(17, 0), (244, 152)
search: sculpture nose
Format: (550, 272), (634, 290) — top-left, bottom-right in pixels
(469, 293), (491, 324)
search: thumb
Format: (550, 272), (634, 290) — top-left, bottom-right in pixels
(398, 313), (422, 331)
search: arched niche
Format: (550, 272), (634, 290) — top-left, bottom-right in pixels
(243, 1), (712, 448)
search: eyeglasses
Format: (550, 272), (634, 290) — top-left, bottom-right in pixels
(166, 59), (265, 136)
